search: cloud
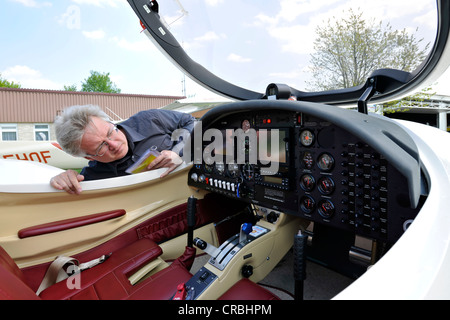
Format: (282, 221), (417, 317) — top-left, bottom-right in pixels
(70, 0), (123, 7)
(204, 0), (224, 6)
(2, 65), (61, 90)
(268, 24), (315, 54)
(109, 36), (156, 52)
(9, 0), (51, 8)
(252, 1), (339, 55)
(269, 70), (302, 79)
(194, 31), (226, 42)
(182, 31), (226, 50)
(227, 53), (252, 63)
(253, 0), (436, 56)
(82, 29), (106, 40)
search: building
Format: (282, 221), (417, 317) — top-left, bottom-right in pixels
(382, 94), (450, 132)
(2, 87), (448, 142)
(0, 87), (185, 142)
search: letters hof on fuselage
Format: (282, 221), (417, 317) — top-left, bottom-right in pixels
(2, 150), (51, 163)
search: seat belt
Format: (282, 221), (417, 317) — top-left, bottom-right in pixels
(36, 254), (110, 296)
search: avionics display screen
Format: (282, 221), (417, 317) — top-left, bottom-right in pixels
(258, 129), (287, 164)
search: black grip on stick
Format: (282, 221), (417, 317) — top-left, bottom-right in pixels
(187, 196), (197, 247)
(293, 231), (307, 300)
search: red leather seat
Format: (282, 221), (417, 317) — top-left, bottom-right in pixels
(0, 264), (40, 300)
(0, 239), (192, 300)
(219, 278), (280, 300)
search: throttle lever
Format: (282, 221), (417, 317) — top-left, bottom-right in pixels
(193, 237), (220, 257)
(239, 223), (253, 244)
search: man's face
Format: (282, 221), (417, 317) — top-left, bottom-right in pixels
(80, 116), (129, 163)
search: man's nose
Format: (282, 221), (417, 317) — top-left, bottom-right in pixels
(107, 139), (120, 150)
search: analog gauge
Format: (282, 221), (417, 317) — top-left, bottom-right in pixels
(241, 162), (255, 180)
(215, 162), (225, 175)
(317, 153), (335, 171)
(318, 176), (335, 195)
(302, 151), (314, 169)
(300, 174), (315, 192)
(318, 200), (335, 219)
(300, 196), (315, 214)
(203, 163), (214, 173)
(227, 162), (240, 178)
(300, 130), (314, 147)
(242, 119), (251, 132)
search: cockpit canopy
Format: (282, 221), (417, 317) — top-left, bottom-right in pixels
(128, 0), (449, 109)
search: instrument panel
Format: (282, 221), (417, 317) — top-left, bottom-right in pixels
(188, 107), (421, 243)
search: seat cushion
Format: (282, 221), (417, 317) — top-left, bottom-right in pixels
(125, 262), (193, 300)
(219, 279), (280, 300)
(39, 238), (163, 300)
(0, 264), (40, 300)
(1, 238), (192, 300)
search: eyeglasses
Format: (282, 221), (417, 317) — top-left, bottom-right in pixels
(85, 124), (119, 157)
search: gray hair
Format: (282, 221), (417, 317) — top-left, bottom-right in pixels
(55, 105), (110, 156)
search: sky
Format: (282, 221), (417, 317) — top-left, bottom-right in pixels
(1, 0), (449, 101)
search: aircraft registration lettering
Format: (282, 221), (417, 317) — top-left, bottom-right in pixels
(2, 150), (51, 163)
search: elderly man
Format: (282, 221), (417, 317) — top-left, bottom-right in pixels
(50, 104), (195, 194)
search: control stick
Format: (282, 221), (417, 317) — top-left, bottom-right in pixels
(293, 230), (307, 300)
(187, 196), (197, 248)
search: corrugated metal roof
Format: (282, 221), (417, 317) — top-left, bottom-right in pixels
(160, 101), (229, 118)
(0, 87), (185, 122)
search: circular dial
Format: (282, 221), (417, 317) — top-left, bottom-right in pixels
(318, 176), (335, 195)
(300, 130), (314, 147)
(317, 153), (335, 171)
(318, 200), (335, 219)
(241, 162), (255, 180)
(215, 162), (225, 175)
(227, 162), (240, 178)
(302, 151), (314, 169)
(300, 196), (315, 214)
(203, 163), (214, 173)
(300, 174), (315, 192)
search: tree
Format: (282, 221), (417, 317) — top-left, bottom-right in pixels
(80, 70), (121, 93)
(63, 84), (78, 91)
(379, 86), (435, 114)
(307, 8), (429, 91)
(0, 73), (21, 88)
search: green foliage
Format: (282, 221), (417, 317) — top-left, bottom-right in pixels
(63, 84), (78, 91)
(381, 86), (435, 114)
(307, 8), (429, 91)
(0, 73), (21, 88)
(63, 70), (121, 93)
(81, 70), (121, 93)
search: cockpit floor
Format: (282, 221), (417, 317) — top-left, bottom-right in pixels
(191, 249), (354, 300)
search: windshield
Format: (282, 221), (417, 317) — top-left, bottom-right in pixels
(155, 0), (437, 95)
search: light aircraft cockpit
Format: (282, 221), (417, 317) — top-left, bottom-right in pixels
(0, 0), (450, 303)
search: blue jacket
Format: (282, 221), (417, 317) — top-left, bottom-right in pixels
(80, 109), (195, 180)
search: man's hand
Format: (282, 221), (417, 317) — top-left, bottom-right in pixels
(50, 170), (85, 195)
(146, 150), (183, 178)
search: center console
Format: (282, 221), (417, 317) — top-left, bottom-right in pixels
(180, 222), (270, 300)
(179, 206), (303, 300)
